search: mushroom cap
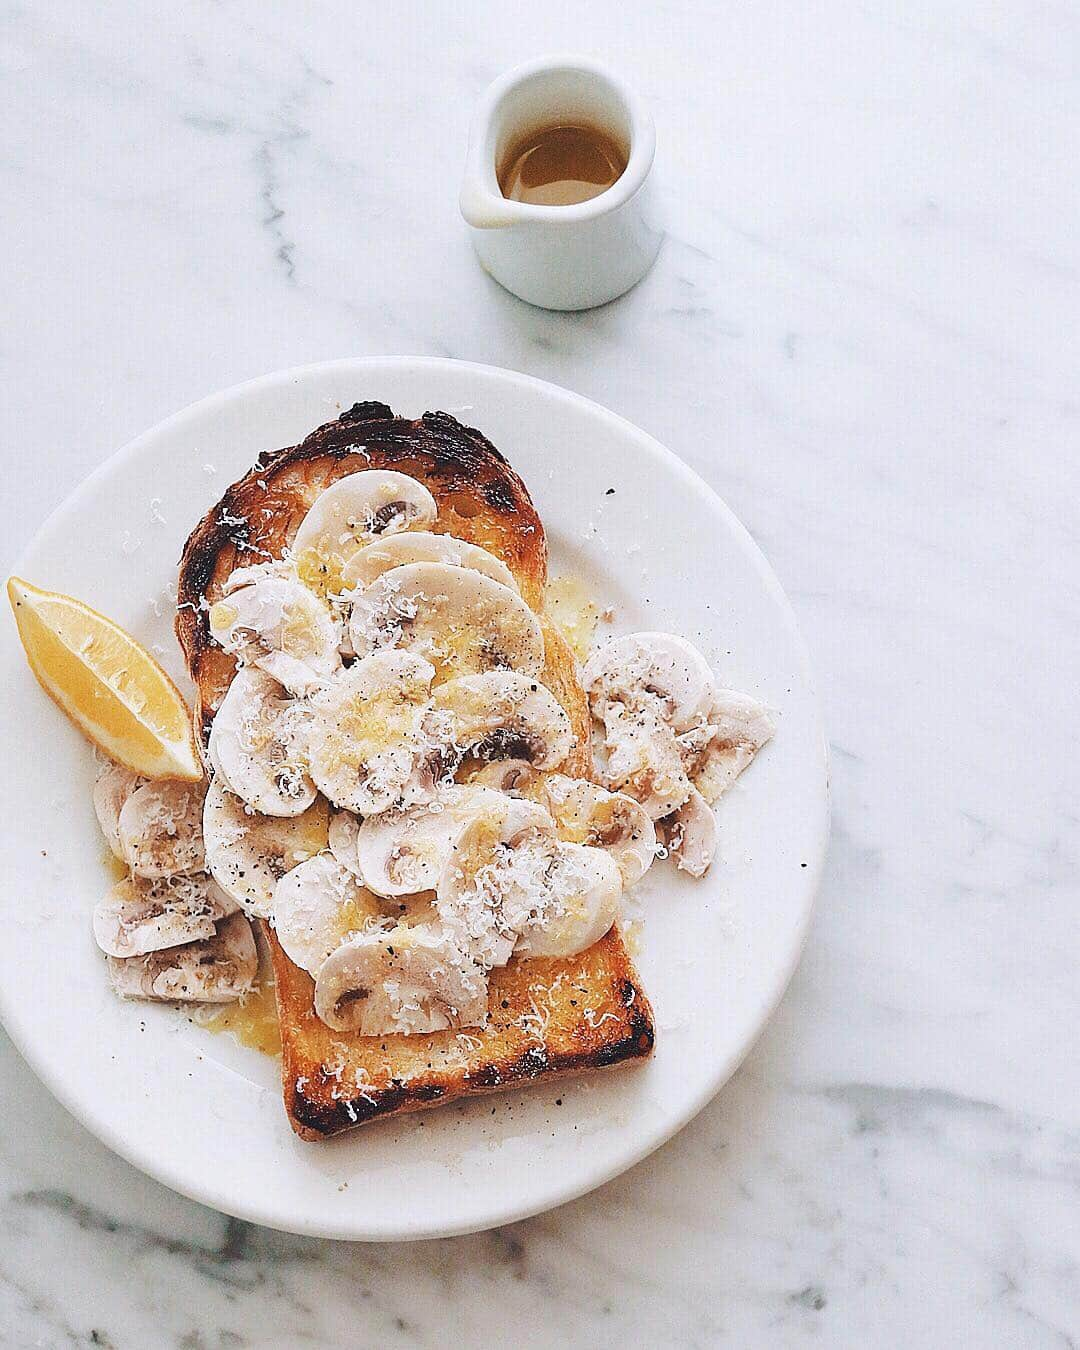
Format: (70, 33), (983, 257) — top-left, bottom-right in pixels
(354, 784), (506, 898)
(93, 872), (236, 958)
(430, 671), (573, 771)
(208, 666), (316, 817)
(202, 776), (329, 917)
(597, 701), (692, 820)
(208, 573), (341, 697)
(93, 759), (144, 860)
(341, 531), (518, 592)
(435, 798), (558, 969)
(692, 689), (775, 803)
(664, 785), (718, 877)
(270, 854), (384, 975)
(107, 911), (257, 1003)
(540, 775), (657, 887)
(117, 778), (207, 879)
(291, 470), (438, 578)
(512, 843), (622, 960)
(348, 562), (545, 682)
(313, 923), (488, 1035)
(466, 766), (656, 886)
(307, 652), (436, 814)
(583, 632), (716, 732)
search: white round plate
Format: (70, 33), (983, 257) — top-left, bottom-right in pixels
(0, 358), (827, 1241)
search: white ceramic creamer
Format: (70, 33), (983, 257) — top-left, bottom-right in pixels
(460, 56), (663, 311)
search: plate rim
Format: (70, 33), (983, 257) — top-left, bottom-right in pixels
(1, 356), (829, 1240)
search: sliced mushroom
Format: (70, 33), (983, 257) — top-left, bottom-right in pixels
(117, 778), (207, 879)
(291, 471), (438, 593)
(597, 700), (692, 820)
(691, 690), (775, 804)
(93, 759), (144, 859)
(313, 923), (488, 1035)
(327, 809), (363, 878)
(582, 633), (732, 821)
(348, 562), (544, 681)
(270, 854), (384, 975)
(663, 785), (718, 877)
(202, 776), (329, 917)
(466, 765), (655, 885)
(341, 531), (518, 592)
(511, 843), (622, 960)
(354, 784), (505, 898)
(93, 872), (238, 958)
(583, 632), (717, 732)
(307, 652), (436, 814)
(538, 775), (657, 886)
(207, 667), (316, 817)
(429, 671), (573, 771)
(106, 911), (257, 1003)
(208, 568), (341, 696)
(437, 797), (621, 965)
(436, 798), (557, 969)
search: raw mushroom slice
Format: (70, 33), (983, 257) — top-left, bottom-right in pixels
(429, 671), (573, 771)
(203, 776), (329, 918)
(341, 531), (519, 592)
(664, 786), (718, 877)
(327, 809), (364, 878)
(511, 843), (622, 960)
(673, 722), (715, 772)
(597, 700), (692, 820)
(118, 778), (207, 879)
(692, 690), (775, 804)
(207, 667), (316, 817)
(313, 923), (488, 1035)
(355, 784), (506, 898)
(208, 569), (341, 696)
(435, 798), (558, 969)
(538, 775), (657, 887)
(348, 562), (544, 682)
(93, 872), (238, 958)
(270, 854), (384, 975)
(583, 632), (716, 732)
(93, 759), (144, 859)
(467, 764), (655, 885)
(291, 471), (437, 593)
(307, 652), (437, 814)
(106, 911), (257, 1003)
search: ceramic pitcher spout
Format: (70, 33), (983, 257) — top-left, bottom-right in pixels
(458, 182), (521, 230)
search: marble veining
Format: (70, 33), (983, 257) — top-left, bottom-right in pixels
(1, 0), (1078, 1345)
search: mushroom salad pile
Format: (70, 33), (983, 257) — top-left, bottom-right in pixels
(91, 470), (774, 1037)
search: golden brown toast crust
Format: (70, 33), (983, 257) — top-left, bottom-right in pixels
(271, 926), (652, 1139)
(175, 403), (654, 1138)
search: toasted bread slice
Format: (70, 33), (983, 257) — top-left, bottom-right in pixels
(176, 402), (654, 1138)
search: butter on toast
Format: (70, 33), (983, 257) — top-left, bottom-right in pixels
(176, 402), (654, 1139)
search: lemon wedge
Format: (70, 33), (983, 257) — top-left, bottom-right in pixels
(7, 576), (202, 781)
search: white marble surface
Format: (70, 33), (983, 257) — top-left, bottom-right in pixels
(2, 0), (1078, 1345)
